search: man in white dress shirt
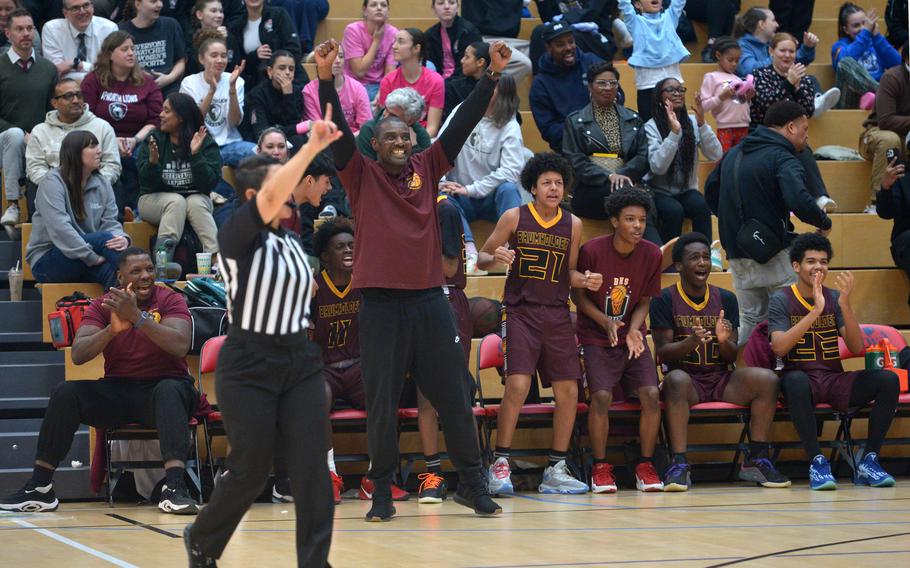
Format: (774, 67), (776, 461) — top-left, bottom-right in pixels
(41, 0), (117, 81)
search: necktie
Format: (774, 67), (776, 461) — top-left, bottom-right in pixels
(77, 32), (87, 62)
(18, 58), (30, 72)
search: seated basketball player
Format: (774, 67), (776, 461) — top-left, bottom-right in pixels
(769, 233), (900, 490)
(573, 187), (663, 493)
(478, 152), (602, 495)
(651, 232), (789, 491)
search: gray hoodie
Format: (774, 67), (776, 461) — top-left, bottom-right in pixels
(25, 105), (121, 185)
(26, 168), (127, 268)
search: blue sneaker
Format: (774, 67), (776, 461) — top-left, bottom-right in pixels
(809, 455), (837, 490)
(663, 462), (691, 492)
(487, 457), (514, 496)
(538, 460), (588, 494)
(855, 452), (896, 487)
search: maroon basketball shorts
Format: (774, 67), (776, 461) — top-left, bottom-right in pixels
(447, 286), (472, 362)
(582, 343), (658, 396)
(325, 360), (366, 409)
(807, 370), (860, 412)
(502, 304), (581, 386)
(689, 370), (735, 404)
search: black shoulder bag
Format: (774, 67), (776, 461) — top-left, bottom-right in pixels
(731, 151), (784, 264)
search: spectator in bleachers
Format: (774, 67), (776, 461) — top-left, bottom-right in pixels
(180, 30), (255, 167)
(41, 0), (117, 81)
(768, 0), (814, 41)
(645, 77), (721, 243)
(886, 0), (908, 48)
(700, 36), (753, 152)
(443, 40), (487, 121)
(119, 0), (187, 96)
(342, 0), (397, 101)
(19, 0), (62, 30)
(82, 30), (163, 217)
(255, 126), (289, 161)
(438, 73), (525, 271)
(0, 8), (55, 235)
(832, 3), (901, 109)
(356, 87), (431, 160)
(530, 0), (620, 75)
(0, 247), (200, 516)
(617, 0), (688, 122)
(26, 78), (122, 189)
(26, 130), (127, 288)
(770, 232), (900, 490)
(270, 0), (328, 55)
(734, 7), (817, 78)
(707, 100), (833, 345)
(0, 0), (43, 56)
(186, 0), (242, 76)
(877, 155), (910, 302)
(425, 0), (482, 80)
(860, 42), (909, 212)
(682, 0), (741, 63)
(304, 43), (372, 136)
(460, 0), (532, 83)
(530, 21), (604, 151)
(137, 92), (221, 257)
(228, 0), (302, 92)
(562, 62), (652, 225)
(378, 28), (445, 137)
(246, 50), (306, 146)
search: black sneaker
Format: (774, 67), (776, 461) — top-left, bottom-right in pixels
(364, 479), (396, 522)
(417, 472), (447, 504)
(701, 43), (716, 63)
(0, 481), (59, 512)
(739, 457), (792, 488)
(454, 485), (502, 517)
(159, 483), (200, 515)
(272, 477), (294, 504)
(663, 462), (691, 492)
(184, 525), (217, 567)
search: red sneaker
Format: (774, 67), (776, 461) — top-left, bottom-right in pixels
(591, 462), (617, 493)
(358, 476), (410, 501)
(330, 471), (344, 504)
(635, 461), (664, 492)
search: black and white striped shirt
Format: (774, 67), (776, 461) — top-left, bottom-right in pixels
(218, 200), (313, 335)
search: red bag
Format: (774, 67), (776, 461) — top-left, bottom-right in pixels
(47, 292), (92, 348)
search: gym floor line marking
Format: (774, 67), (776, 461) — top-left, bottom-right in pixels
(706, 530), (910, 566)
(106, 513), (181, 538)
(11, 518), (139, 568)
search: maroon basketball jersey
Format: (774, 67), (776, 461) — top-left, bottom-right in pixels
(437, 195), (467, 290)
(667, 283), (732, 374)
(502, 204), (572, 307)
(780, 285), (844, 373)
(312, 270), (361, 364)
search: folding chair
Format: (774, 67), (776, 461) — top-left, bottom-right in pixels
(197, 335), (227, 483)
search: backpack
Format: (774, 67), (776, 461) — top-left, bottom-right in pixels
(47, 292), (93, 348)
(166, 280), (228, 354)
(150, 226), (203, 279)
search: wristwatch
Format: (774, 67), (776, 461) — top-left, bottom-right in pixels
(485, 67), (502, 80)
(134, 310), (151, 329)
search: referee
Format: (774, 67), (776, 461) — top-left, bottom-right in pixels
(184, 111), (342, 567)
(316, 39), (510, 521)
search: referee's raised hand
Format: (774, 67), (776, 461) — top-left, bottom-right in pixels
(314, 39), (339, 81)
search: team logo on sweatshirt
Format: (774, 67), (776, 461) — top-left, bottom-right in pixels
(407, 173), (422, 192)
(108, 102), (127, 121)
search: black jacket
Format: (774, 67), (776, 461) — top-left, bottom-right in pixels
(443, 74), (477, 122)
(886, 0), (908, 48)
(877, 174), (910, 242)
(425, 16), (483, 78)
(228, 6), (302, 92)
(462, 0), (523, 38)
(706, 126), (831, 260)
(562, 103), (648, 196)
(242, 72), (310, 141)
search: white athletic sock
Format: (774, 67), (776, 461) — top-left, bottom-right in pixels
(465, 241), (478, 257)
(327, 448), (337, 473)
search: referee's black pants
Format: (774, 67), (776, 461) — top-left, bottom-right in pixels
(360, 288), (485, 489)
(190, 330), (333, 567)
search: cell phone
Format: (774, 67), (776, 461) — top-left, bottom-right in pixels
(886, 147), (900, 163)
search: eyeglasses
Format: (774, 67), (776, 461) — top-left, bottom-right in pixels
(65, 2), (93, 12)
(593, 79), (619, 89)
(661, 86), (687, 95)
(53, 91), (84, 101)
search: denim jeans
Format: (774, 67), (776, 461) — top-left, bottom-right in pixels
(220, 140), (257, 168)
(31, 231), (120, 289)
(450, 182), (523, 243)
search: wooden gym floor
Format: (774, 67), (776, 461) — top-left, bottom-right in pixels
(2, 482), (909, 567)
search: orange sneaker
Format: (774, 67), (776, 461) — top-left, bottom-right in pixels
(417, 472), (447, 504)
(330, 471), (344, 504)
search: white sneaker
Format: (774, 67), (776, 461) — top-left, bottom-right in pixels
(487, 456), (514, 495)
(813, 88), (841, 118)
(538, 460), (589, 494)
(863, 204), (877, 215)
(612, 18), (633, 48)
(816, 196), (838, 213)
(318, 205), (337, 218)
(710, 240), (724, 272)
(466, 253), (487, 276)
(1, 203), (19, 226)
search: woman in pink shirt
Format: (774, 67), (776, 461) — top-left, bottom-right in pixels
(304, 44), (372, 135)
(342, 0), (398, 101)
(378, 28), (445, 137)
(699, 36), (754, 152)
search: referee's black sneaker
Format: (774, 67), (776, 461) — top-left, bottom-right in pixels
(364, 478), (396, 522)
(159, 482), (200, 515)
(454, 484), (502, 517)
(0, 481), (59, 512)
(184, 525), (217, 567)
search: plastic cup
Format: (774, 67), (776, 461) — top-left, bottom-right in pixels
(196, 252), (213, 275)
(8, 268), (22, 302)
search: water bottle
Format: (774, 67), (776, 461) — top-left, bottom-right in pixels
(155, 246), (168, 280)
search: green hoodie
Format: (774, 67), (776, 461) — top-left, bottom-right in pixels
(137, 128), (222, 196)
